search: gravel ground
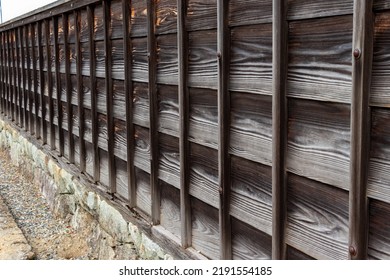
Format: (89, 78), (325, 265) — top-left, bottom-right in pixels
(0, 149), (92, 259)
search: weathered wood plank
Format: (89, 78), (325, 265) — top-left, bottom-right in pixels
(113, 118), (127, 161)
(115, 156), (129, 200)
(286, 246), (315, 260)
(230, 156), (272, 235)
(230, 24), (272, 96)
(287, 0), (353, 20)
(349, 0), (373, 260)
(160, 181), (181, 240)
(228, 0), (272, 27)
(231, 218), (272, 260)
(187, 0), (217, 31)
(130, 0), (148, 38)
(288, 15), (353, 104)
(31, 25), (41, 138)
(374, 0), (390, 11)
(230, 92), (272, 166)
(25, 26), (34, 134)
(112, 39), (124, 80)
(133, 82), (150, 128)
(158, 85), (179, 137)
(368, 199), (390, 259)
(157, 34), (178, 85)
(131, 37), (148, 83)
(111, 0), (124, 40)
(156, 0), (178, 35)
(135, 167), (152, 217)
(134, 125), (151, 174)
(287, 98), (351, 190)
(16, 28), (23, 127)
(286, 174), (349, 260)
(158, 132), (180, 189)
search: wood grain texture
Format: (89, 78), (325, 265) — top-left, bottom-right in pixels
(131, 37), (148, 83)
(157, 34), (178, 85)
(230, 24), (272, 96)
(287, 0), (353, 20)
(160, 182), (181, 240)
(115, 156), (129, 200)
(230, 156), (272, 236)
(287, 98), (351, 190)
(230, 92), (272, 166)
(130, 0), (148, 38)
(111, 39), (125, 80)
(368, 199), (390, 259)
(286, 174), (349, 260)
(155, 0), (177, 35)
(187, 0), (217, 31)
(112, 79), (126, 121)
(135, 167), (152, 216)
(188, 30), (217, 89)
(94, 5), (105, 41)
(158, 84), (179, 137)
(189, 87), (218, 149)
(370, 11), (390, 107)
(374, 0), (390, 11)
(79, 10), (89, 43)
(158, 132), (180, 189)
(191, 197), (219, 259)
(133, 82), (150, 128)
(286, 245), (315, 260)
(189, 142), (219, 209)
(134, 125), (151, 174)
(228, 0), (272, 27)
(288, 15), (353, 104)
(114, 118), (127, 161)
(368, 108), (390, 203)
(231, 218), (272, 260)
(111, 0), (124, 40)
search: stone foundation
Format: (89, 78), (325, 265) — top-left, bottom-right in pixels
(0, 119), (172, 260)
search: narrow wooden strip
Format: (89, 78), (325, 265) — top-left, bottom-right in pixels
(11, 30), (17, 122)
(122, 0), (135, 207)
(63, 13), (74, 163)
(19, 26), (28, 131)
(53, 16), (64, 156)
(32, 24), (40, 138)
(38, 21), (47, 144)
(25, 25), (33, 134)
(15, 28), (23, 127)
(6, 32), (12, 119)
(272, 0), (288, 260)
(75, 10), (86, 171)
(88, 6), (100, 182)
(45, 19), (55, 150)
(104, 0), (116, 193)
(0, 33), (4, 115)
(217, 0), (232, 260)
(147, 0), (160, 225)
(177, 0), (191, 248)
(349, 0), (373, 260)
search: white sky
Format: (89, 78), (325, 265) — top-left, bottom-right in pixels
(1, 0), (58, 23)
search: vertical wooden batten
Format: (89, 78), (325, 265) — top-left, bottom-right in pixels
(349, 0), (373, 260)
(0, 33), (4, 115)
(37, 21), (47, 144)
(11, 30), (17, 122)
(32, 24), (40, 138)
(272, 0), (288, 260)
(25, 25), (33, 134)
(217, 0), (232, 260)
(19, 26), (28, 131)
(53, 16), (64, 156)
(103, 0), (116, 194)
(45, 19), (55, 150)
(88, 5), (100, 182)
(75, 10), (86, 171)
(15, 28), (23, 127)
(147, 0), (160, 225)
(177, 0), (191, 248)
(122, 0), (136, 207)
(63, 13), (75, 163)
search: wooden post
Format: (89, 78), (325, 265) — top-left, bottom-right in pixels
(38, 21), (47, 144)
(217, 0), (232, 260)
(88, 5), (100, 182)
(147, 0), (160, 225)
(122, 0), (136, 207)
(349, 0), (373, 260)
(75, 10), (86, 172)
(45, 19), (55, 150)
(53, 16), (64, 156)
(272, 0), (288, 260)
(177, 0), (192, 248)
(104, 0), (116, 194)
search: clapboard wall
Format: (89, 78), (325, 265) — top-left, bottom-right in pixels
(0, 0), (389, 260)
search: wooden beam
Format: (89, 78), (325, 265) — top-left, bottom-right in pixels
(349, 0), (373, 260)
(217, 0), (232, 260)
(147, 0), (160, 225)
(45, 19), (55, 150)
(122, 0), (135, 207)
(75, 10), (86, 172)
(177, 0), (192, 249)
(37, 21), (47, 144)
(53, 16), (64, 156)
(272, 0), (288, 260)
(63, 13), (74, 163)
(88, 5), (100, 182)
(104, 0), (116, 194)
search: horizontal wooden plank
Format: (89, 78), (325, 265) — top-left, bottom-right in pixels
(287, 0), (353, 20)
(370, 11), (390, 107)
(112, 39), (125, 80)
(132, 37), (148, 83)
(374, 0), (390, 11)
(187, 0), (217, 31)
(368, 108), (390, 203)
(232, 218), (272, 260)
(156, 0), (178, 35)
(288, 15), (353, 104)
(158, 84), (179, 137)
(133, 82), (150, 128)
(368, 199), (390, 259)
(158, 132), (180, 189)
(230, 24), (272, 95)
(230, 92), (272, 165)
(114, 118), (127, 161)
(286, 245), (315, 260)
(230, 156), (272, 235)
(287, 98), (350, 190)
(94, 5), (105, 41)
(157, 34), (178, 85)
(115, 156), (129, 200)
(134, 125), (150, 174)
(130, 0), (148, 38)
(160, 182), (181, 240)
(111, 0), (124, 40)
(286, 174), (349, 260)
(228, 0), (272, 26)
(135, 167), (152, 217)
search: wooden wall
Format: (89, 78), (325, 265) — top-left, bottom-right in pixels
(0, 0), (389, 260)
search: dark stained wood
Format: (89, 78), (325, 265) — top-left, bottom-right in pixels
(130, 0), (148, 38)
(111, 0), (124, 40)
(286, 174), (349, 260)
(25, 25), (34, 134)
(272, 0), (288, 260)
(349, 0), (373, 260)
(148, 0), (160, 225)
(135, 167), (152, 217)
(0, 33), (4, 114)
(20, 26), (28, 131)
(11, 30), (17, 122)
(228, 0), (272, 27)
(288, 15), (353, 104)
(157, 34), (178, 85)
(187, 0), (217, 31)
(45, 20), (55, 150)
(31, 25), (40, 138)
(286, 245), (315, 260)
(15, 28), (23, 127)
(287, 99), (351, 190)
(231, 218), (272, 260)
(122, 0), (136, 207)
(38, 21), (47, 144)
(287, 0), (353, 20)
(156, 0), (178, 35)
(368, 199), (390, 259)
(373, 0), (390, 11)
(177, 0), (191, 249)
(158, 85), (179, 136)
(115, 156), (129, 200)
(133, 82), (150, 128)
(160, 181), (181, 240)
